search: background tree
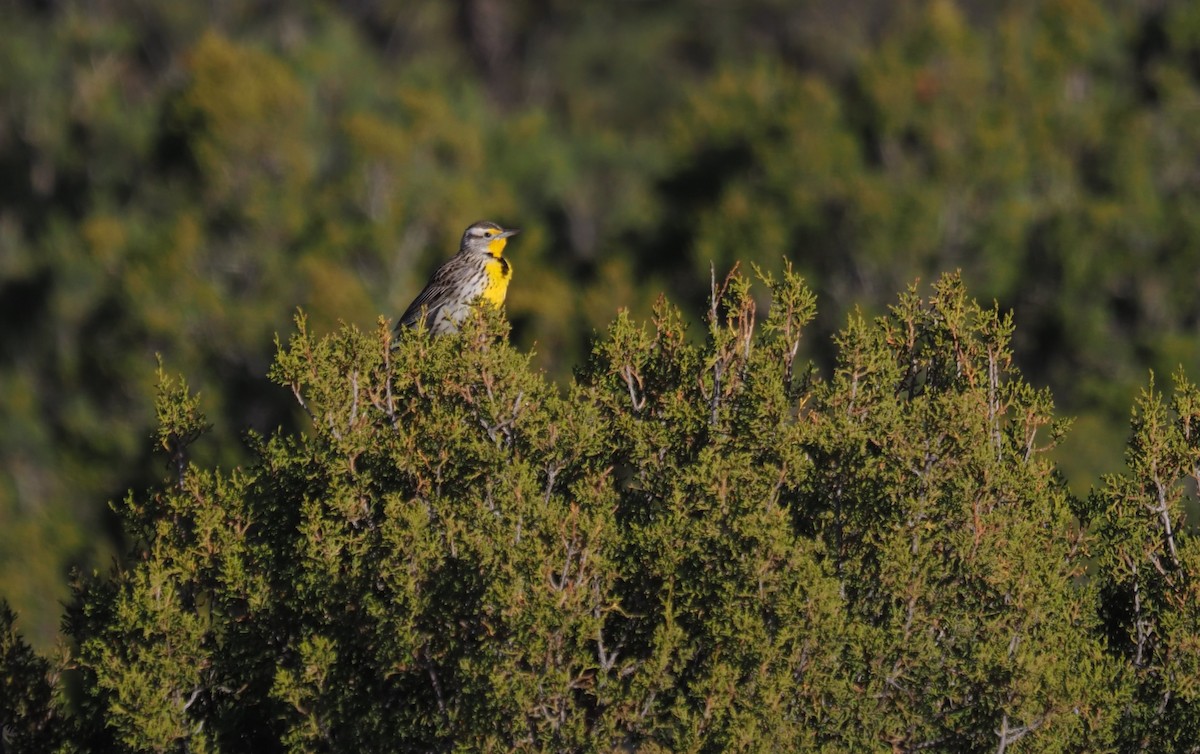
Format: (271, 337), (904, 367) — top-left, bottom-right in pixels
(4, 0), (1200, 660)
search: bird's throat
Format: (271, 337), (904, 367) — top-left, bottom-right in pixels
(483, 256), (512, 307)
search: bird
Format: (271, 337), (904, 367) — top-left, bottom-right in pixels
(395, 220), (520, 335)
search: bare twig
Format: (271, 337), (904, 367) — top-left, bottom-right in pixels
(621, 365), (645, 411)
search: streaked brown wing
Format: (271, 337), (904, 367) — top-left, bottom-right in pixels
(397, 256), (465, 330)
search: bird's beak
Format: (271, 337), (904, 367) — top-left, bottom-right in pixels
(499, 228), (521, 238)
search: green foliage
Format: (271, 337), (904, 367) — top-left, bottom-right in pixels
(1083, 372), (1200, 751)
(0, 601), (68, 753)
(30, 272), (1192, 750)
(795, 276), (1122, 750)
(153, 358), (213, 488)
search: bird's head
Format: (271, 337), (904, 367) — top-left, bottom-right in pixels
(461, 220), (520, 258)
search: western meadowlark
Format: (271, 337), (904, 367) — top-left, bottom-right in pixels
(396, 220), (520, 335)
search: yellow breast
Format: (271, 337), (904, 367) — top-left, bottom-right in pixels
(482, 256), (512, 307)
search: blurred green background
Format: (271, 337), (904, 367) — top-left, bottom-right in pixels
(3, 0), (1200, 649)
